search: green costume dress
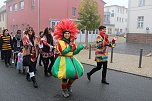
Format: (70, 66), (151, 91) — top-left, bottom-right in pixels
(52, 38), (84, 79)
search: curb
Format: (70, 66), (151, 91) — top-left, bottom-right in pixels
(82, 62), (152, 79)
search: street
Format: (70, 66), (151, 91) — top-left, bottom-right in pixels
(0, 62), (152, 101)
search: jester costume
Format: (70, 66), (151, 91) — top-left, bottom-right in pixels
(51, 19), (84, 97)
(52, 38), (84, 79)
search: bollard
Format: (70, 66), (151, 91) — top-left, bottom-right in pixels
(139, 49), (143, 68)
(110, 47), (113, 63)
(89, 44), (91, 59)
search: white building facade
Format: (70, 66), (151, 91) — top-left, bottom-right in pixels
(104, 5), (128, 35)
(0, 5), (7, 33)
(127, 0), (152, 44)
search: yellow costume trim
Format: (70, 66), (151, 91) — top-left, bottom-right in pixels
(58, 56), (66, 79)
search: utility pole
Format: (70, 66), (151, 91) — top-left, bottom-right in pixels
(67, 0), (69, 18)
(38, 0), (40, 35)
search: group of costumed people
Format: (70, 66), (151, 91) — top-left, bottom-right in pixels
(0, 19), (117, 98)
(52, 19), (117, 97)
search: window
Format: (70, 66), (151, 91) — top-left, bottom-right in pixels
(9, 6), (12, 11)
(137, 16), (144, 28)
(72, 7), (76, 17)
(19, 1), (24, 9)
(108, 28), (112, 35)
(119, 17), (121, 22)
(50, 20), (60, 31)
(138, 0), (145, 7)
(32, 0), (35, 8)
(111, 13), (114, 17)
(117, 17), (119, 22)
(117, 8), (119, 13)
(2, 14), (4, 21)
(13, 3), (18, 11)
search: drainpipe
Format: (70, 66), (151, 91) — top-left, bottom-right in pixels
(38, 0), (40, 35)
(127, 0), (131, 40)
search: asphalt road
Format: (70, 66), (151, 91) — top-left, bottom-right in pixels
(0, 62), (152, 101)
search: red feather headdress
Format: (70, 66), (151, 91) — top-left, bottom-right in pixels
(53, 19), (79, 40)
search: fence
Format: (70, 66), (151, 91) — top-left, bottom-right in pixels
(75, 30), (98, 43)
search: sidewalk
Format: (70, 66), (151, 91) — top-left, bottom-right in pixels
(76, 49), (152, 78)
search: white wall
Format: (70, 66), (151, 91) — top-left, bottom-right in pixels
(104, 5), (128, 35)
(128, 0), (152, 33)
(0, 5), (7, 33)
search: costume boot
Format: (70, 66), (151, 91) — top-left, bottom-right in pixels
(26, 73), (31, 81)
(31, 76), (38, 88)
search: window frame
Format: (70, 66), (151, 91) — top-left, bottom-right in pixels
(137, 16), (144, 29)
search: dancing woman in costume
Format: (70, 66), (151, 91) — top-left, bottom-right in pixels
(52, 19), (85, 98)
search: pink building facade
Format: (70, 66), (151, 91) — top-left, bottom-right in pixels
(5, 0), (105, 35)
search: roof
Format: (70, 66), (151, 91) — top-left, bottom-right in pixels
(0, 5), (6, 13)
(105, 5), (127, 9)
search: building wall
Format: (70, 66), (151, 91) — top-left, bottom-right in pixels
(0, 5), (7, 33)
(6, 0), (38, 33)
(127, 0), (152, 44)
(40, 0), (80, 32)
(6, 0), (105, 35)
(97, 0), (105, 25)
(104, 5), (128, 35)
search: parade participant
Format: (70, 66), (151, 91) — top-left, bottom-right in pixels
(52, 19), (85, 98)
(10, 32), (15, 64)
(22, 27), (38, 88)
(0, 29), (13, 67)
(0, 33), (4, 60)
(87, 25), (117, 85)
(16, 48), (23, 73)
(12, 30), (23, 67)
(40, 27), (54, 77)
(38, 31), (43, 66)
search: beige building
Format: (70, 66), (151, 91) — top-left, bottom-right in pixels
(0, 5), (7, 33)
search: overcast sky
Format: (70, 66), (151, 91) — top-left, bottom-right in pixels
(104, 0), (128, 7)
(0, 0), (5, 8)
(0, 0), (128, 8)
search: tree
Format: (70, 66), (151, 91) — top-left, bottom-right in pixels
(78, 0), (101, 47)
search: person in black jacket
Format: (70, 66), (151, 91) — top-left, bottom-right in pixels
(40, 27), (54, 77)
(12, 30), (23, 67)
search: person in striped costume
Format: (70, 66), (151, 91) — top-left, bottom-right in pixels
(0, 29), (13, 67)
(52, 19), (85, 98)
(87, 25), (117, 85)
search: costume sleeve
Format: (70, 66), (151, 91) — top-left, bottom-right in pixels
(10, 36), (13, 50)
(96, 36), (103, 49)
(107, 40), (116, 48)
(73, 44), (84, 55)
(21, 40), (23, 48)
(61, 45), (72, 55)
